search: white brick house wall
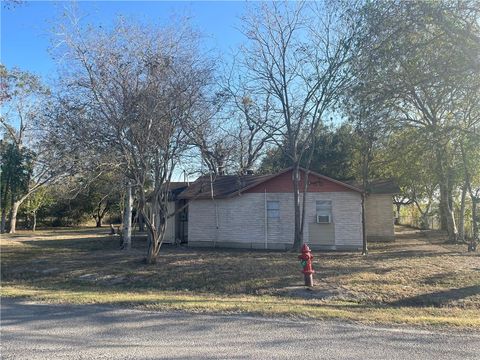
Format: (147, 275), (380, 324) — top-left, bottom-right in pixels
(303, 192), (363, 247)
(187, 194), (267, 246)
(365, 194), (395, 241)
(188, 191), (363, 249)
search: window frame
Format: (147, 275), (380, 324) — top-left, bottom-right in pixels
(316, 200), (333, 224)
(267, 200), (280, 219)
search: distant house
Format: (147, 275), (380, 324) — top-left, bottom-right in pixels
(163, 168), (399, 250)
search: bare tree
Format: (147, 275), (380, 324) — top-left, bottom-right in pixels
(188, 113), (236, 176)
(52, 12), (213, 263)
(239, 1), (360, 249)
(220, 61), (275, 174)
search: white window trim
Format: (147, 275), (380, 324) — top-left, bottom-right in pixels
(267, 200), (280, 219)
(316, 200), (333, 224)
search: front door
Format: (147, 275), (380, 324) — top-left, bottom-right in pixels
(175, 200), (188, 244)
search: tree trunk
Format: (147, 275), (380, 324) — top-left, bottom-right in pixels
(8, 197), (14, 232)
(292, 164), (302, 250)
(8, 200), (21, 234)
(96, 217), (103, 228)
(394, 203), (402, 225)
(1, 177), (11, 233)
(439, 189), (448, 231)
(360, 149), (370, 256)
(32, 211), (37, 232)
(459, 184), (467, 242)
(146, 226), (162, 264)
(1, 208), (6, 234)
(439, 181), (458, 243)
(299, 168), (312, 249)
(460, 142), (477, 251)
(469, 196), (478, 252)
(435, 146), (458, 243)
(420, 212), (429, 230)
(146, 231), (156, 264)
(145, 199), (167, 264)
(122, 184), (132, 250)
(138, 212), (145, 232)
(361, 193), (368, 255)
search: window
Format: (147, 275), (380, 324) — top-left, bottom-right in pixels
(267, 201), (280, 219)
(316, 200), (332, 223)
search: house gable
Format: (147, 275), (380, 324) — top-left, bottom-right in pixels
(244, 168), (359, 194)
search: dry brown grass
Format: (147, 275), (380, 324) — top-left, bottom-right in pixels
(1, 226), (479, 327)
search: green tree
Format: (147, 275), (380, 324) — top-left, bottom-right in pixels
(353, 0), (480, 242)
(22, 187), (53, 231)
(0, 65), (65, 233)
(80, 172), (122, 228)
(0, 139), (34, 232)
(378, 129), (439, 229)
(259, 124), (357, 180)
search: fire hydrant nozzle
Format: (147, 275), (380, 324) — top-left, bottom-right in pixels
(298, 244), (314, 287)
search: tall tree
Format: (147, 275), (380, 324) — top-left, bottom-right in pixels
(0, 139), (33, 232)
(51, 13), (213, 263)
(379, 129), (439, 229)
(345, 84), (391, 254)
(457, 79), (480, 251)
(0, 65), (67, 233)
(354, 0), (480, 242)
(239, 1), (360, 249)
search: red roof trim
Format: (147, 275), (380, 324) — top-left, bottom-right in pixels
(226, 167), (362, 197)
(298, 167), (363, 193)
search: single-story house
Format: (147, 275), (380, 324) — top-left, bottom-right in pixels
(164, 168), (398, 250)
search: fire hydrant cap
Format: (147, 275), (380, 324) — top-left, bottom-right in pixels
(301, 244), (311, 253)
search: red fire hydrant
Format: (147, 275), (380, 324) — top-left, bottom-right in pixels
(298, 244), (314, 287)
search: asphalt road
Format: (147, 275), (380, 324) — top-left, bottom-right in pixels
(1, 298), (479, 359)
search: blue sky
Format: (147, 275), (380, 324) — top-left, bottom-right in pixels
(1, 1), (248, 81)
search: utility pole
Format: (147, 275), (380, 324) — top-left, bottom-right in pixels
(122, 182), (132, 250)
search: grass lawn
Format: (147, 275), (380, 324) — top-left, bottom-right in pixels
(1, 226), (479, 328)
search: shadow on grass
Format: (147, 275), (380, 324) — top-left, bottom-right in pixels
(366, 250), (454, 261)
(2, 282), (366, 310)
(390, 285), (480, 307)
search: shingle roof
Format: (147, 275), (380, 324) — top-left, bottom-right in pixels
(177, 169), (398, 200)
(178, 167), (366, 200)
(177, 174), (275, 200)
(167, 182), (189, 191)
